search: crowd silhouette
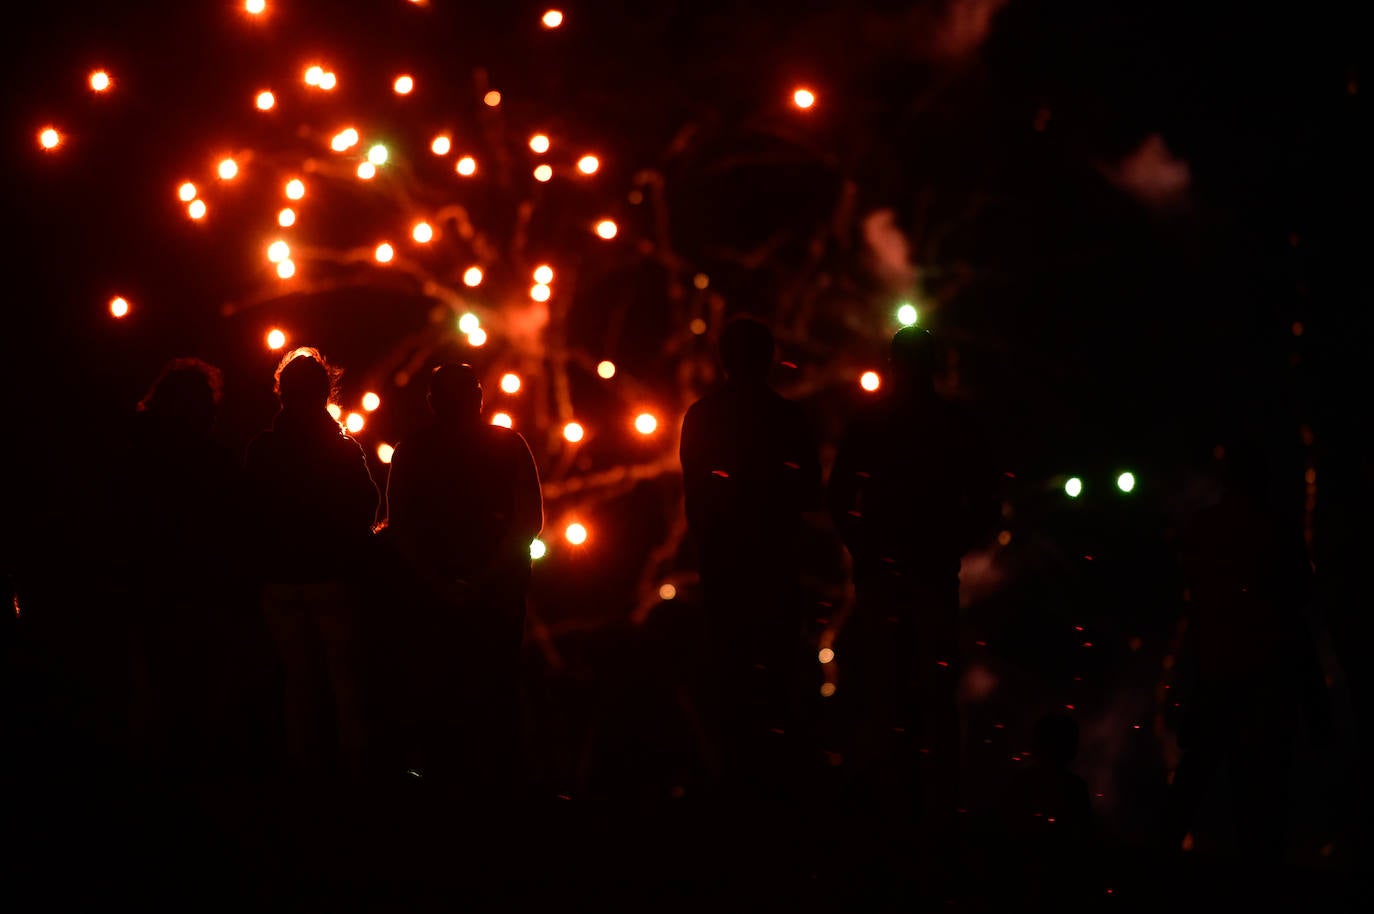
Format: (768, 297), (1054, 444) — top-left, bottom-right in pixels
(2, 324), (1359, 913)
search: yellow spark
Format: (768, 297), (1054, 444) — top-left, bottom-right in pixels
(576, 155), (599, 175)
(595, 219), (618, 239)
(819, 648), (835, 664)
(430, 135), (451, 155)
(533, 164), (553, 182)
(458, 313), (480, 334)
(278, 207), (296, 227)
(596, 360), (615, 379)
(266, 328), (287, 350)
(860, 371), (881, 392)
(542, 9), (564, 28)
(330, 127), (359, 151)
(267, 240), (290, 263)
(89, 71), (112, 92)
(563, 422), (584, 443)
(793, 87), (816, 109)
(367, 144), (388, 165)
(530, 283), (551, 302)
(255, 90), (275, 110)
(188, 199), (207, 220)
(276, 259), (296, 279)
(500, 373), (521, 394)
(658, 584), (677, 600)
(530, 538), (547, 560)
(245, 0), (266, 14)
(456, 155), (477, 176)
(375, 242), (394, 263)
(412, 221), (434, 243)
(533, 264), (554, 284)
(218, 158), (239, 180)
(109, 296), (130, 318)
(529, 134), (550, 154)
(319, 72), (337, 91)
(177, 182), (197, 202)
(634, 413), (658, 435)
(356, 161), (376, 179)
(393, 75), (414, 95)
(285, 178), (305, 200)
(483, 90), (501, 107)
(467, 327), (488, 347)
(362, 392), (381, 412)
(462, 267), (483, 287)
(327, 403), (341, 420)
(376, 443), (395, 464)
(490, 411), (512, 428)
(345, 412), (365, 433)
(565, 522), (587, 545)
(304, 66), (324, 86)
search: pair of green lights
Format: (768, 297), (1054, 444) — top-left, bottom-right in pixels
(1065, 472), (1135, 498)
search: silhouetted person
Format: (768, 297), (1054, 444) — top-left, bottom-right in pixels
(243, 348), (379, 784)
(679, 315), (822, 793)
(1163, 433), (1327, 871)
(827, 326), (999, 831)
(118, 358), (243, 780)
(385, 363), (542, 799)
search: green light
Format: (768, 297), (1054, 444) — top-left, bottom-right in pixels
(1065, 477), (1083, 498)
(896, 303), (918, 326)
(530, 538), (547, 560)
(367, 143), (388, 165)
(1116, 471), (1136, 493)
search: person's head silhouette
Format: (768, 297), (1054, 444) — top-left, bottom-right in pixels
(889, 325), (939, 394)
(138, 357), (223, 437)
(274, 347), (337, 412)
(428, 362), (483, 425)
(718, 315), (775, 383)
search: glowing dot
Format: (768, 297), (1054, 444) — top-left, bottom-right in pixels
(245, 0), (266, 13)
(362, 392), (381, 412)
(367, 144), (388, 165)
(659, 584), (677, 600)
(595, 219), (618, 239)
(345, 412), (365, 433)
(375, 242), (395, 263)
(818, 648), (835, 664)
(563, 422), (584, 443)
(177, 182), (197, 202)
(483, 90), (501, 107)
(565, 523), (587, 545)
(467, 328), (488, 347)
(38, 127), (61, 150)
(276, 259), (296, 279)
(109, 296), (130, 318)
(327, 403), (342, 420)
(89, 71), (112, 93)
(266, 328), (287, 350)
(278, 207), (296, 227)
(393, 75), (414, 95)
(897, 303), (918, 326)
(533, 164), (553, 182)
(529, 134), (551, 154)
(530, 283), (551, 302)
(431, 135), (451, 155)
(490, 411), (512, 428)
(533, 264), (554, 284)
(1116, 471), (1136, 493)
(820, 682), (836, 697)
(267, 240), (290, 263)
(330, 128), (358, 151)
(997, 530), (1013, 546)
(462, 267), (483, 287)
(860, 371), (881, 392)
(284, 178), (305, 200)
(530, 538), (547, 560)
(218, 158), (238, 180)
(693, 273), (709, 290)
(689, 318), (707, 335)
(412, 221), (434, 243)
(319, 72), (337, 91)
(304, 66), (324, 86)
(793, 87), (816, 109)
(500, 373), (521, 394)
(458, 313), (480, 334)
(576, 155), (599, 175)
(596, 360), (616, 379)
(255, 90), (275, 110)
(187, 199), (207, 220)
(542, 9), (563, 28)
(356, 161), (376, 179)
(377, 443), (394, 464)
(634, 413), (658, 435)
(456, 156), (477, 176)
(1065, 477), (1083, 498)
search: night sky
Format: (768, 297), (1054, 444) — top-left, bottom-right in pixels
(3, 0), (1369, 757)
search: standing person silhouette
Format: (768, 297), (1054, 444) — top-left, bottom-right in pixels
(385, 363), (543, 803)
(118, 358), (243, 782)
(827, 326), (999, 837)
(243, 347), (379, 787)
(679, 315), (823, 797)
